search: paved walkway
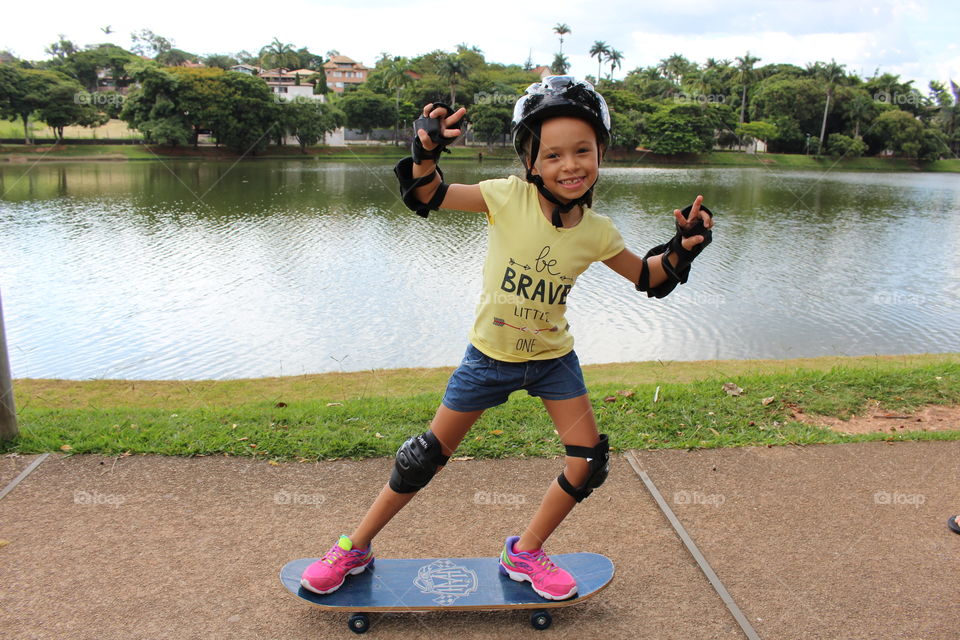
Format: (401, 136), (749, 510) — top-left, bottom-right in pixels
(1, 441), (958, 639)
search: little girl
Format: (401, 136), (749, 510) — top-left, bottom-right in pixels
(301, 76), (713, 601)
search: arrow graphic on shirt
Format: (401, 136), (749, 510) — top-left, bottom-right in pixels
(493, 318), (558, 334)
(508, 258), (531, 270)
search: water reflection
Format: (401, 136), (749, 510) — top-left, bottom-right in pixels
(1, 160), (958, 379)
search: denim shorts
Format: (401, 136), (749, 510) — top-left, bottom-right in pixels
(441, 344), (588, 412)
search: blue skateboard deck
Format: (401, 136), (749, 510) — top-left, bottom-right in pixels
(280, 553), (614, 633)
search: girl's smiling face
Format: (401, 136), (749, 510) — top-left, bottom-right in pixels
(528, 116), (602, 203)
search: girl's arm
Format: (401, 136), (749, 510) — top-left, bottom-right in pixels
(603, 248), (679, 290)
(409, 104), (488, 214)
(604, 196), (713, 291)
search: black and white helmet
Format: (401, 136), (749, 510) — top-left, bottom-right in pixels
(511, 76), (611, 161)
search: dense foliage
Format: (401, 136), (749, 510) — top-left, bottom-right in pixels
(1, 35), (957, 159)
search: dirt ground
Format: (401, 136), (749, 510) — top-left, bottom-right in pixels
(792, 402), (960, 434)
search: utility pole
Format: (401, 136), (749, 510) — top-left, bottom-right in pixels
(0, 288), (17, 441)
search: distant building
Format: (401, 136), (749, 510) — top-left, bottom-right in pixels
(323, 55), (369, 93)
(532, 66), (552, 79)
(259, 68), (325, 100)
(230, 64), (259, 75)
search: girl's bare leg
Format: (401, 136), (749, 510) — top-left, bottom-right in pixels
(349, 405), (484, 549)
(516, 394), (600, 552)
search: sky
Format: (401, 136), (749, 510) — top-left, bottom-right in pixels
(3, 0), (958, 91)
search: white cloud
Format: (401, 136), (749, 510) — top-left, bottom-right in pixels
(2, 0), (957, 87)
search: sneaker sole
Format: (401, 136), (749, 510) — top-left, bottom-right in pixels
(300, 561), (372, 596)
(498, 561), (577, 601)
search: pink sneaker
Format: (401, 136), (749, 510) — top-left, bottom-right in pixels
(498, 536), (577, 600)
(301, 535), (374, 595)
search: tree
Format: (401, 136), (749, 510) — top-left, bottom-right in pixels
(45, 34), (78, 61)
(340, 90), (394, 136)
(808, 59), (846, 153)
(38, 76), (108, 142)
(0, 65), (25, 140)
(212, 71), (278, 153)
(839, 89), (876, 138)
(589, 41), (609, 82)
(606, 49), (624, 81)
(735, 120), (778, 152)
(156, 48), (197, 67)
(295, 47), (324, 71)
(437, 53), (469, 106)
(735, 52), (761, 124)
(827, 133), (867, 158)
(551, 53), (570, 75)
(282, 98), (344, 152)
(930, 80), (959, 156)
(259, 38), (299, 70)
(553, 24), (571, 56)
(120, 63), (192, 146)
(377, 55), (414, 144)
(0, 68), (73, 144)
(642, 103), (719, 154)
(167, 67), (230, 148)
(469, 101), (512, 148)
(130, 29), (173, 58)
(204, 54), (237, 70)
(65, 44), (139, 92)
(657, 54), (694, 86)
(871, 109), (944, 159)
(751, 75), (824, 147)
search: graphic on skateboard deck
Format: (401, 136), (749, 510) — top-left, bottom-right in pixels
(280, 553), (614, 634)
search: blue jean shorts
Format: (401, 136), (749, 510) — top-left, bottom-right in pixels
(441, 344), (588, 412)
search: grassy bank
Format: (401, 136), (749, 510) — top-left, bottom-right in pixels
(1, 142), (957, 172)
(5, 353), (958, 460)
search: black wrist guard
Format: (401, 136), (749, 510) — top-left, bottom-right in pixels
(394, 156), (450, 218)
(411, 102), (463, 164)
(637, 203), (713, 298)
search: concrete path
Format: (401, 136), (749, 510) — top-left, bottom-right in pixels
(1, 442), (957, 639)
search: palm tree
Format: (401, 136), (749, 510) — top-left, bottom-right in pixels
(380, 55), (413, 144)
(606, 49), (623, 81)
(589, 41), (609, 83)
(846, 92), (874, 139)
(553, 24), (571, 56)
(735, 52), (761, 124)
(809, 59), (846, 153)
(438, 53), (468, 106)
(260, 37), (298, 70)
(551, 52), (570, 75)
(658, 53), (693, 86)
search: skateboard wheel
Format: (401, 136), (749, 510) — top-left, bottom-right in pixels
(348, 614), (370, 634)
(530, 610), (552, 630)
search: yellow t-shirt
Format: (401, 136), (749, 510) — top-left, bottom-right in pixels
(469, 175), (625, 362)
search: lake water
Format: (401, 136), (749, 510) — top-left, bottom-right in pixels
(1, 159), (958, 380)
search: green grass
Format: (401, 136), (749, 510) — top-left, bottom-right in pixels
(5, 354), (958, 460)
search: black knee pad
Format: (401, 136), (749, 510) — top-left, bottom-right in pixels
(389, 430), (450, 494)
(557, 434), (610, 503)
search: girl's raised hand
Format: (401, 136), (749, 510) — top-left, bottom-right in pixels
(673, 194), (713, 251)
(417, 103), (468, 151)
